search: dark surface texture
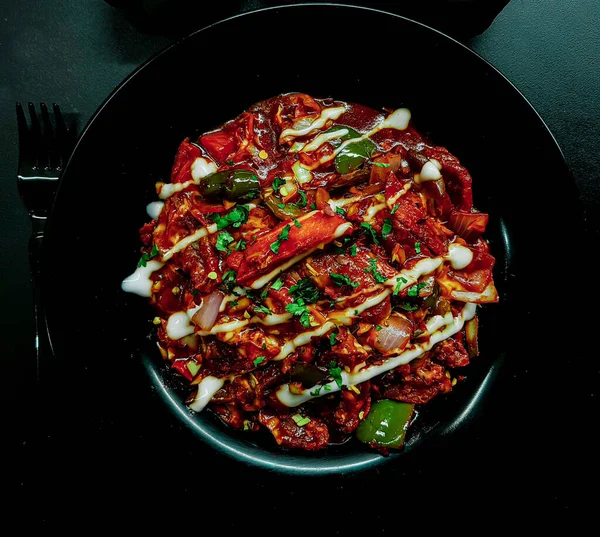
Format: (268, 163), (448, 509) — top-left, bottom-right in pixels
(1, 0), (597, 528)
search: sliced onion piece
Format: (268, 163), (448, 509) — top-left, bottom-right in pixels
(465, 316), (479, 358)
(451, 281), (498, 304)
(191, 291), (224, 331)
(373, 313), (413, 354)
(448, 209), (489, 242)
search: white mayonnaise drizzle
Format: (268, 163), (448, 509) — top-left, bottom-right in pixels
(364, 203), (387, 222)
(383, 256), (443, 290)
(163, 243), (474, 345)
(380, 108), (412, 130)
(188, 376), (225, 412)
(275, 302), (477, 407)
(415, 159), (442, 184)
(328, 194), (362, 209)
(197, 319), (249, 336)
(219, 288), (247, 312)
(249, 221), (353, 289)
(191, 157), (218, 181)
(166, 306), (200, 339)
(195, 312), (294, 337)
(122, 204), (257, 297)
(386, 182), (412, 207)
(328, 289), (391, 325)
(299, 108), (412, 172)
(301, 128), (349, 153)
(162, 224), (215, 262)
(161, 203), (256, 262)
(250, 248), (320, 290)
(121, 260), (164, 297)
(279, 106), (347, 142)
(274, 322), (336, 360)
(258, 312), (293, 326)
(447, 243), (473, 270)
(146, 201), (164, 220)
(158, 157), (217, 199)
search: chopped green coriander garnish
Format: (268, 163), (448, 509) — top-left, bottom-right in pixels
(271, 277), (284, 291)
(216, 231), (234, 252)
(253, 356), (266, 367)
(254, 304), (272, 315)
(354, 309), (359, 315)
(393, 276), (408, 295)
(292, 414), (311, 427)
(310, 202), (317, 210)
(415, 241), (422, 254)
(310, 386), (323, 397)
(328, 361), (343, 389)
(229, 300), (239, 307)
(350, 244), (357, 256)
(211, 205), (250, 230)
(373, 162), (391, 168)
(391, 205), (399, 215)
(329, 332), (338, 346)
(288, 278), (319, 304)
(235, 239), (246, 251)
(398, 302), (418, 311)
(382, 218), (393, 238)
(285, 299), (311, 328)
(226, 159), (235, 166)
(376, 325), (383, 331)
(324, 384), (332, 392)
(222, 270), (237, 291)
(137, 243), (160, 267)
(364, 258), (387, 283)
(228, 205), (250, 227)
(277, 203), (286, 209)
(360, 222), (379, 245)
(293, 218), (302, 228)
(270, 224), (291, 254)
(262, 343), (267, 350)
(335, 206), (346, 217)
(191, 289), (199, 296)
(330, 273), (360, 288)
(272, 177), (285, 190)
(297, 191), (308, 207)
(407, 281), (427, 297)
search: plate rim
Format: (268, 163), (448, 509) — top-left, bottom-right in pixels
(43, 2), (572, 475)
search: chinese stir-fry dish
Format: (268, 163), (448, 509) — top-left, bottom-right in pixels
(122, 93), (498, 452)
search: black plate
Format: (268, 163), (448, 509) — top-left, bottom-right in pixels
(43, 4), (574, 476)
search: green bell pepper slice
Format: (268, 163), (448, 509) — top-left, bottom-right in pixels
(326, 125), (377, 175)
(263, 192), (304, 220)
(200, 169), (260, 201)
(356, 399), (415, 449)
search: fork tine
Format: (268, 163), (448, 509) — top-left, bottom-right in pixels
(40, 102), (56, 169)
(16, 102), (33, 167)
(53, 103), (68, 169)
(27, 102), (42, 169)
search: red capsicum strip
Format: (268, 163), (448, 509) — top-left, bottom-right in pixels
(170, 139), (201, 184)
(235, 211), (352, 286)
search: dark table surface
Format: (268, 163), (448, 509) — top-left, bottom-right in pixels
(2, 0), (598, 527)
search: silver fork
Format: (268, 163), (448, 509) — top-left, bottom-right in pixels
(17, 102), (75, 380)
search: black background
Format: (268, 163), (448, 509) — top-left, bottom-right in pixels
(2, 0), (598, 528)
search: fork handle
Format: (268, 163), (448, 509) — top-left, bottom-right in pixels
(28, 218), (52, 382)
